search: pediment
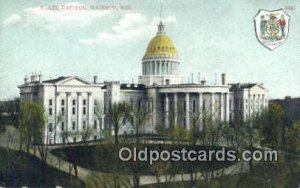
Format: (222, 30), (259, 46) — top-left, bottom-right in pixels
(56, 77), (91, 86)
(251, 84), (266, 92)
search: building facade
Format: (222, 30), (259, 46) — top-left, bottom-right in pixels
(18, 22), (268, 144)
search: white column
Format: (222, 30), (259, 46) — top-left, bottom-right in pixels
(66, 92), (71, 142)
(87, 92), (92, 131)
(55, 91), (59, 144)
(220, 93), (224, 121)
(77, 92), (82, 132)
(159, 61), (161, 74)
(225, 93), (230, 121)
(211, 93), (215, 120)
(147, 62), (149, 75)
(185, 93), (190, 129)
(166, 61), (169, 74)
(152, 98), (157, 128)
(198, 93), (203, 130)
(164, 93), (169, 128)
(258, 94), (260, 114)
(174, 93), (178, 126)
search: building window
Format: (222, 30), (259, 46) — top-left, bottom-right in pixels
(193, 100), (196, 112)
(147, 100), (150, 111)
(73, 137), (76, 143)
(130, 100), (134, 110)
(72, 121), (76, 130)
(48, 123), (53, 132)
(203, 101), (206, 111)
(83, 99), (86, 105)
(94, 120), (97, 129)
(61, 99), (65, 106)
(99, 118), (102, 129)
(94, 135), (97, 141)
(138, 100), (141, 111)
(151, 100), (154, 112)
(161, 101), (164, 112)
(61, 107), (65, 115)
(72, 107), (76, 115)
(49, 99), (52, 106)
(83, 107), (86, 115)
(109, 100), (112, 112)
(61, 122), (64, 131)
(72, 99), (76, 105)
(239, 99), (242, 110)
(49, 108), (52, 116)
(83, 121), (86, 129)
(184, 101), (186, 112)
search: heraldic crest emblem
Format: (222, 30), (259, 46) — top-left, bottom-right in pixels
(254, 9), (290, 50)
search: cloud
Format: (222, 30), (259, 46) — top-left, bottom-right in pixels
(79, 13), (177, 46)
(3, 14), (22, 25)
(3, 2), (112, 30)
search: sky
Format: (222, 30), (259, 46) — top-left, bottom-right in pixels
(0, 0), (300, 100)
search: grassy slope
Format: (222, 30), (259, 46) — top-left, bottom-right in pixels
(52, 144), (236, 175)
(0, 147), (85, 187)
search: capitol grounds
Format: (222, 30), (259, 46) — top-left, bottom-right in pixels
(0, 99), (299, 187)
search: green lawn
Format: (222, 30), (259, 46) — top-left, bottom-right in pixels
(51, 144), (236, 175)
(0, 147), (84, 187)
(140, 154), (300, 188)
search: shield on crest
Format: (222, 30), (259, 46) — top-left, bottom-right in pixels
(254, 9), (290, 50)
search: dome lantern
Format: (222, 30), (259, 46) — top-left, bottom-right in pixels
(158, 21), (165, 33)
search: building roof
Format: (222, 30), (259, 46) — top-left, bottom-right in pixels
(42, 76), (71, 83)
(229, 83), (260, 91)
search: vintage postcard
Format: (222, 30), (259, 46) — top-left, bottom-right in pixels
(0, 0), (299, 187)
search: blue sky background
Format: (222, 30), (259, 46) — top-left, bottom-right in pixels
(0, 0), (300, 100)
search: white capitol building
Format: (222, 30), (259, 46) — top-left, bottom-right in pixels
(19, 21), (268, 144)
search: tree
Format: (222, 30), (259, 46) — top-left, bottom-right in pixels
(285, 121), (300, 154)
(261, 103), (284, 149)
(150, 160), (171, 188)
(79, 125), (93, 144)
(108, 102), (130, 145)
(126, 104), (151, 145)
(52, 111), (64, 144)
(94, 100), (105, 140)
(19, 101), (45, 154)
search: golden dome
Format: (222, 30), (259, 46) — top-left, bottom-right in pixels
(144, 22), (177, 57)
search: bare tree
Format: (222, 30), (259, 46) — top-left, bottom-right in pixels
(94, 100), (105, 141)
(107, 102), (130, 145)
(126, 103), (151, 145)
